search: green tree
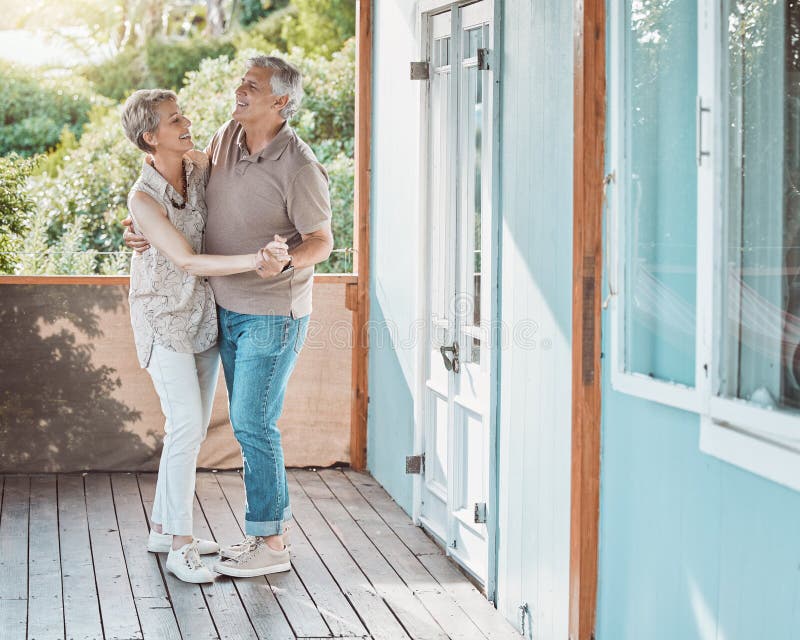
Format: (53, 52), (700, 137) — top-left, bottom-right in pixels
(280, 0), (355, 58)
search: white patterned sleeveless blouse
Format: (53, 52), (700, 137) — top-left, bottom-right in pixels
(127, 153), (218, 368)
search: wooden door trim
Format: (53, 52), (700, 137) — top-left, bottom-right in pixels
(570, 0), (605, 637)
(350, 0), (373, 470)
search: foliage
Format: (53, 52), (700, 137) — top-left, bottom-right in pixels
(0, 154), (38, 273)
(0, 64), (98, 157)
(236, 0), (289, 27)
(146, 36), (237, 90)
(24, 106), (141, 271)
(82, 48), (150, 101)
(232, 4), (294, 52)
(315, 152), (354, 273)
(280, 0), (355, 59)
(35, 127), (79, 178)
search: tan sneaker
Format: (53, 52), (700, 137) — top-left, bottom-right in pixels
(214, 537), (291, 577)
(219, 524), (291, 560)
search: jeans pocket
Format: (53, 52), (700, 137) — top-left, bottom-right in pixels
(248, 317), (291, 354)
(293, 319), (309, 354)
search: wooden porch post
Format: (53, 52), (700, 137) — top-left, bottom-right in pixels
(349, 0), (372, 471)
(570, 0), (605, 637)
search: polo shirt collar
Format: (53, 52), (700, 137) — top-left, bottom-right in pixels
(236, 121), (293, 162)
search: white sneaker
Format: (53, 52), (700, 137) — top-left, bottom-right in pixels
(165, 541), (215, 584)
(219, 524), (291, 560)
(147, 530), (220, 555)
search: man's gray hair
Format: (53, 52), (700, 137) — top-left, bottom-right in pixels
(121, 89), (178, 153)
(246, 55), (304, 120)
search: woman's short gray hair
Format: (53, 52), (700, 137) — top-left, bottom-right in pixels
(246, 55), (304, 120)
(121, 89), (178, 153)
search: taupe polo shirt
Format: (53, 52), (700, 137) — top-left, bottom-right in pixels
(204, 119), (332, 317)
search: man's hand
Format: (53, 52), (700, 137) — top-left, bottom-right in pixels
(122, 216), (151, 253)
(255, 234), (291, 278)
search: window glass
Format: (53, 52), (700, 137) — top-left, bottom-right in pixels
(623, 0), (698, 385)
(721, 0), (800, 411)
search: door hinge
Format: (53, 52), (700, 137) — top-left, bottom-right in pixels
(473, 502), (487, 524)
(405, 453), (425, 474)
(477, 48), (491, 71)
(410, 61), (430, 80)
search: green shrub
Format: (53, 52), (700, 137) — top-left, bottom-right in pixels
(146, 36), (237, 90)
(0, 65), (97, 157)
(0, 154), (39, 273)
(237, 0), (290, 26)
(82, 48), (150, 102)
(233, 4), (295, 51)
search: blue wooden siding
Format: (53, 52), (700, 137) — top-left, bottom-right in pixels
(598, 371), (800, 639)
(367, 0), (421, 514)
(495, 0), (574, 634)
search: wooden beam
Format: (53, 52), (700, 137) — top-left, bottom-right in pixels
(350, 0), (372, 471)
(570, 0), (605, 637)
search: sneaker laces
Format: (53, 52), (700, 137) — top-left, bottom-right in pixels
(182, 540), (203, 570)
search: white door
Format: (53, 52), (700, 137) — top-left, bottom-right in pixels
(421, 0), (494, 586)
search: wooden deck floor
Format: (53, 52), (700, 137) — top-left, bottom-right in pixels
(0, 469), (520, 640)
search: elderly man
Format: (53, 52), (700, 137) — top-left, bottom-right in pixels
(125, 55), (333, 578)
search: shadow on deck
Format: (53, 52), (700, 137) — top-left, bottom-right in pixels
(0, 469), (520, 640)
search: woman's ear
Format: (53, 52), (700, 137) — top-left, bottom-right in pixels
(143, 130), (157, 148)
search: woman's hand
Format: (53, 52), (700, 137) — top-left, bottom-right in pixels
(255, 235), (291, 278)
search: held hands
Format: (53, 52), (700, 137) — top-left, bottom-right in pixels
(255, 234), (291, 278)
(122, 216), (151, 253)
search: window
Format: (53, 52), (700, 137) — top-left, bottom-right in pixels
(610, 0), (800, 489)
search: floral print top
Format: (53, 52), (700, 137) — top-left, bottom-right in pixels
(127, 152), (217, 368)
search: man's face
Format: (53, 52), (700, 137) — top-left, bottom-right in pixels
(233, 67), (282, 125)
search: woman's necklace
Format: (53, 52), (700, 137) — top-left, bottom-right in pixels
(170, 170), (187, 210)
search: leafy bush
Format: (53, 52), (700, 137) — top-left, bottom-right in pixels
(237, 0), (290, 26)
(0, 155), (39, 273)
(0, 65), (98, 157)
(82, 48), (150, 102)
(233, 4), (295, 51)
(146, 36), (237, 90)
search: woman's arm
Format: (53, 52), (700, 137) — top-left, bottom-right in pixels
(129, 191), (257, 276)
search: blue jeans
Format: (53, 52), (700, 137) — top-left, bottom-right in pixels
(218, 307), (309, 536)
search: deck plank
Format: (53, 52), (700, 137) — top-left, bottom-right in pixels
(210, 471), (329, 639)
(0, 475), (29, 640)
(58, 475), (104, 640)
(319, 470), (489, 640)
(342, 471), (520, 639)
(294, 471), (448, 640)
(137, 473), (220, 640)
(110, 473), (181, 640)
(217, 471), (367, 638)
(192, 473), (262, 640)
(84, 473), (143, 640)
(28, 475), (65, 640)
(288, 472), (411, 640)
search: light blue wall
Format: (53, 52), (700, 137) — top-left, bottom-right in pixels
(367, 0), (420, 514)
(495, 0), (574, 635)
(598, 370), (800, 639)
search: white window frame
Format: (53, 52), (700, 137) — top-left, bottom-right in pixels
(609, 0), (800, 491)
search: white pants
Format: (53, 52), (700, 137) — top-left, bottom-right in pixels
(147, 344), (220, 535)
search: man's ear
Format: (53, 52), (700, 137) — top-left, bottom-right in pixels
(274, 94), (290, 111)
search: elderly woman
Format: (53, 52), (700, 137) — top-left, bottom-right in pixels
(120, 89), (288, 584)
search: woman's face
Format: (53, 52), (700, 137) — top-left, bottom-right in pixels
(148, 100), (193, 154)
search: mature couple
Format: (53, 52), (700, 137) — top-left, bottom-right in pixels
(120, 55), (333, 583)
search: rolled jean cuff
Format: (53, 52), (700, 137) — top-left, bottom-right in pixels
(160, 518), (194, 537)
(245, 506), (292, 536)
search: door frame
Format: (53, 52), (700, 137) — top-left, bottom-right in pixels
(412, 0), (503, 603)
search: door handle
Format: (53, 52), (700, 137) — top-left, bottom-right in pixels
(440, 341), (460, 373)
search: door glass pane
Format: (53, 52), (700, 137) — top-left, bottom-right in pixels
(623, 0), (697, 385)
(460, 26), (484, 365)
(721, 0), (800, 411)
(431, 36), (452, 350)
